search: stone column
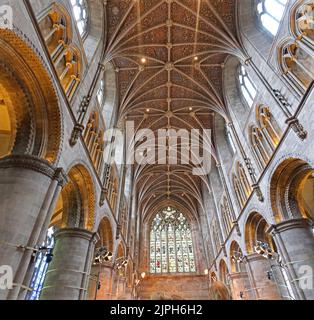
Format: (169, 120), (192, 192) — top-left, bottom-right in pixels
(228, 272), (253, 300)
(244, 253), (281, 300)
(0, 155), (65, 300)
(40, 228), (98, 300)
(88, 263), (113, 300)
(269, 218), (314, 300)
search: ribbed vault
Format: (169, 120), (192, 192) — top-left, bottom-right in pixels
(104, 0), (243, 219)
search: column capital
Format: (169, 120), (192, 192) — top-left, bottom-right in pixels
(228, 272), (249, 281)
(0, 154), (56, 179)
(54, 168), (68, 187)
(267, 218), (313, 234)
(54, 228), (98, 243)
(243, 252), (267, 263)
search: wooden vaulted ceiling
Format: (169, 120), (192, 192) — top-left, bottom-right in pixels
(104, 0), (242, 220)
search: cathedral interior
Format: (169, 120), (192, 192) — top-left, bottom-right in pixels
(0, 0), (314, 301)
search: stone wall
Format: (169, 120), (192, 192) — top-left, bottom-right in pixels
(139, 275), (209, 300)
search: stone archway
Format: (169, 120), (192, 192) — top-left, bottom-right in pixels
(0, 29), (62, 163)
(269, 158), (314, 300)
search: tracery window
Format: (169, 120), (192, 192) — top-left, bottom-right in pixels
(257, 0), (287, 36)
(27, 227), (55, 300)
(150, 207), (196, 274)
(71, 0), (89, 36)
(238, 66), (257, 108)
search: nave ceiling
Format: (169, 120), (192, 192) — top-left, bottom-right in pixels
(104, 0), (243, 219)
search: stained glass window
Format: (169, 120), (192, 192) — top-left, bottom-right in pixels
(27, 227), (55, 300)
(71, 0), (89, 37)
(150, 207), (196, 274)
(257, 0), (287, 36)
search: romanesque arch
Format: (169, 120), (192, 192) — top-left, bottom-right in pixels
(0, 29), (62, 163)
(51, 164), (96, 231)
(270, 158), (314, 222)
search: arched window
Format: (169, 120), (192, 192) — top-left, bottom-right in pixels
(71, 0), (89, 37)
(150, 207), (196, 274)
(226, 125), (236, 155)
(257, 0), (287, 36)
(97, 79), (105, 106)
(281, 42), (314, 92)
(238, 66), (257, 108)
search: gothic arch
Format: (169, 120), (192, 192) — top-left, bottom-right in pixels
(37, 2), (73, 54)
(0, 29), (62, 163)
(278, 38), (314, 94)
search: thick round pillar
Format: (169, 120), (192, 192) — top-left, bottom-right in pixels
(228, 272), (253, 300)
(40, 228), (97, 300)
(269, 218), (314, 300)
(88, 264), (113, 300)
(245, 253), (281, 300)
(0, 155), (64, 300)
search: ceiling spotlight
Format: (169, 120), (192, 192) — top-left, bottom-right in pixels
(189, 107), (193, 111)
(141, 272), (146, 279)
(146, 108), (150, 112)
(141, 57), (147, 64)
(194, 56), (199, 61)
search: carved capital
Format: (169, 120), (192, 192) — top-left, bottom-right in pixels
(0, 155), (56, 179)
(54, 168), (68, 187)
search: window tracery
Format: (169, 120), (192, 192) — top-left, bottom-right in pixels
(257, 0), (287, 36)
(150, 207), (196, 274)
(71, 0), (89, 37)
